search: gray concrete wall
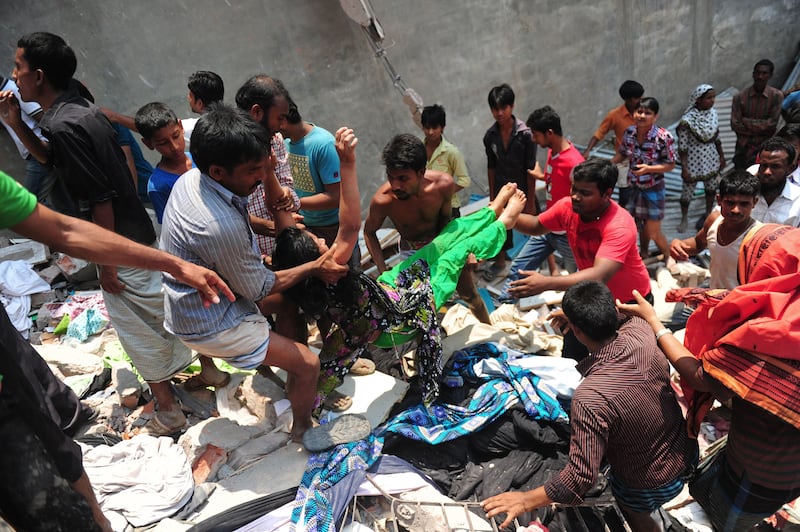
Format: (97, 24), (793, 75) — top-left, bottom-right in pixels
(1, 0), (798, 212)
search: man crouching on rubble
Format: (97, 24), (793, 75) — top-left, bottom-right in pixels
(483, 281), (697, 531)
(159, 103), (347, 442)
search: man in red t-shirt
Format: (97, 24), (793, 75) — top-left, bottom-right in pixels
(499, 106), (584, 302)
(509, 158), (652, 360)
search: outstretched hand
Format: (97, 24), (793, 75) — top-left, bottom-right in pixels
(175, 263), (236, 308)
(313, 243), (349, 284)
(508, 270), (549, 298)
(335, 127), (358, 164)
(615, 289), (657, 322)
(482, 491), (532, 529)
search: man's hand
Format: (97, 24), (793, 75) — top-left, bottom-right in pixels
(313, 243), (348, 284)
(98, 265), (125, 294)
(670, 238), (692, 261)
(616, 289), (659, 324)
(547, 308), (569, 335)
(0, 90), (22, 125)
(335, 127), (358, 164)
(272, 186), (295, 211)
(507, 270), (550, 298)
(174, 263), (236, 308)
(631, 164), (650, 177)
(482, 491), (534, 529)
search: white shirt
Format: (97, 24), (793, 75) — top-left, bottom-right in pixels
(752, 180), (800, 227)
(0, 78), (48, 159)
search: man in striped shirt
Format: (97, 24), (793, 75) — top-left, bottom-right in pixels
(483, 281), (696, 531)
(731, 59), (784, 169)
(161, 104), (347, 442)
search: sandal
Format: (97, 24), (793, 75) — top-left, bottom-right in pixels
(349, 358), (376, 376)
(302, 413), (371, 452)
(322, 390), (353, 412)
(183, 372), (232, 392)
(137, 410), (187, 437)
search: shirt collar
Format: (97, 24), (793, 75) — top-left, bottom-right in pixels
(200, 172), (250, 214)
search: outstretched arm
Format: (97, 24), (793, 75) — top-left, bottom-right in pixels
(331, 127), (361, 264)
(12, 203), (234, 307)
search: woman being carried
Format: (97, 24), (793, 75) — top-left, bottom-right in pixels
(266, 128), (527, 410)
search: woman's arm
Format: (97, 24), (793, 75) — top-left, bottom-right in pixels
(331, 127), (360, 265)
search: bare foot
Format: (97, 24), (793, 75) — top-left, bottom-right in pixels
(489, 183), (518, 217)
(498, 189), (527, 229)
(290, 416), (314, 443)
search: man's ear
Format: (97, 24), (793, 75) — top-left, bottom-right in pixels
(249, 103), (263, 123)
(208, 164), (226, 183)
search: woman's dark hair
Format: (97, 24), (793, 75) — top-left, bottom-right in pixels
(273, 228), (359, 319)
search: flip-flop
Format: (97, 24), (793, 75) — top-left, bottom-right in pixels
(349, 358), (376, 376)
(302, 413), (371, 452)
(183, 372), (232, 392)
(137, 411), (187, 437)
(322, 389), (353, 412)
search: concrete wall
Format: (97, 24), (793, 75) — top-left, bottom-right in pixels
(1, 0), (798, 212)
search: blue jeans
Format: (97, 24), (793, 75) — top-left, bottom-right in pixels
(498, 233), (576, 302)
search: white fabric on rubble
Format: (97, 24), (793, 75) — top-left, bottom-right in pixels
(0, 260), (51, 336)
(502, 346), (582, 397)
(80, 435), (194, 527)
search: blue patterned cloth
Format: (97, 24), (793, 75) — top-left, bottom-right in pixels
(290, 434), (383, 532)
(378, 343), (567, 445)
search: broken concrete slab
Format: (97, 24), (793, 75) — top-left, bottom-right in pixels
(192, 444), (228, 484)
(178, 417), (264, 468)
(37, 264), (63, 284)
(33, 343), (104, 376)
(54, 252), (97, 283)
(0, 240), (49, 265)
(236, 373), (285, 427)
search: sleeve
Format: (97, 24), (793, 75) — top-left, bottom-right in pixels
(524, 131), (538, 171)
(676, 123), (689, 154)
(766, 90), (784, 129)
(596, 216), (636, 263)
(315, 137), (341, 185)
(483, 130), (498, 169)
(113, 123), (134, 147)
(660, 130), (677, 164)
(617, 127), (634, 158)
(730, 93), (744, 134)
(147, 174), (169, 224)
(544, 394), (609, 505)
(592, 110), (615, 141)
(272, 135), (301, 210)
(18, 97), (42, 119)
(538, 197), (568, 232)
(0, 171), (38, 229)
(448, 148), (471, 189)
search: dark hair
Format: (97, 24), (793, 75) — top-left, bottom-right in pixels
(421, 104), (446, 128)
(189, 103), (270, 174)
(777, 123), (800, 143)
(286, 97), (302, 125)
(759, 137), (796, 166)
(273, 227), (359, 319)
(618, 80), (645, 100)
(572, 158), (618, 194)
(235, 74), (290, 113)
(754, 59), (775, 74)
(718, 169), (760, 198)
(562, 281), (619, 342)
(134, 102), (179, 140)
(637, 97), (660, 114)
(381, 133), (427, 173)
(18, 32), (77, 91)
(188, 71), (224, 106)
(526, 105), (562, 136)
(488, 83), (515, 110)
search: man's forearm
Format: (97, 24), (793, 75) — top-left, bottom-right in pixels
(365, 232), (387, 273)
(270, 261), (315, 294)
(299, 191), (339, 211)
(249, 214), (276, 237)
(8, 119), (50, 163)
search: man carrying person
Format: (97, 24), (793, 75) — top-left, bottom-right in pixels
(582, 80), (645, 209)
(482, 83), (537, 278)
(507, 158), (652, 360)
(422, 104), (471, 218)
(160, 104), (347, 442)
(499, 106), (583, 302)
(670, 170), (761, 290)
(483, 281), (696, 532)
(365, 133), (493, 324)
(0, 169), (233, 532)
(0, 32), (219, 436)
(731, 59), (784, 169)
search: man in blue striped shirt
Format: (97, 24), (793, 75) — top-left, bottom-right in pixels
(161, 104), (347, 441)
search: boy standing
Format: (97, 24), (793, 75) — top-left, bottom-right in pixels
(422, 104), (470, 218)
(134, 102), (195, 223)
(482, 83), (537, 278)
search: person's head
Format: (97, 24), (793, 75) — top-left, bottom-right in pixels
(526, 105), (562, 148)
(752, 59), (774, 91)
(381, 133), (427, 200)
(634, 97), (659, 129)
(562, 281), (619, 344)
(619, 80), (644, 110)
(488, 84), (515, 125)
(135, 102), (185, 162)
(570, 158), (617, 219)
(187, 71), (224, 113)
(716, 169), (759, 223)
(235, 75), (291, 135)
(14, 32), (77, 100)
(421, 104), (446, 145)
(279, 97), (304, 140)
(776, 123), (800, 165)
(757, 137), (796, 191)
(691, 84), (716, 111)
(190, 102), (271, 197)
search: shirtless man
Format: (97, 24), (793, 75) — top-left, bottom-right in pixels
(365, 133), (492, 323)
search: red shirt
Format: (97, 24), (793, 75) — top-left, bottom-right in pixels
(544, 143), (584, 209)
(538, 197), (651, 301)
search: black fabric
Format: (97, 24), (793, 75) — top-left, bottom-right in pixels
(40, 88), (155, 245)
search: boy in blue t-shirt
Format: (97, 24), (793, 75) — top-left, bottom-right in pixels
(134, 102), (195, 223)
